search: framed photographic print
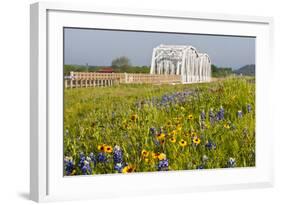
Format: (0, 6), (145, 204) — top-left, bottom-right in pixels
(30, 1), (274, 202)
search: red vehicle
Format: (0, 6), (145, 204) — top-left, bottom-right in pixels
(96, 67), (114, 73)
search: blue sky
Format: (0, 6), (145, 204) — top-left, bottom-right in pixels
(64, 28), (255, 70)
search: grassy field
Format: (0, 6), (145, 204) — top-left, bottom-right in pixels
(63, 77), (255, 175)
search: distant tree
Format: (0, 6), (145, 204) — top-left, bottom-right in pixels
(64, 64), (100, 75)
(211, 64), (218, 72)
(211, 64), (233, 77)
(111, 56), (131, 68)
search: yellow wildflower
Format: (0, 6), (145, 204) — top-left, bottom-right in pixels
(169, 137), (176, 143)
(122, 165), (135, 173)
(141, 149), (149, 158)
(152, 152), (160, 159)
(176, 125), (182, 131)
(170, 130), (177, 136)
(105, 145), (113, 153)
(157, 133), (165, 140)
(131, 114), (138, 121)
(193, 137), (201, 145)
(224, 124), (230, 129)
(158, 153), (166, 160)
(179, 139), (187, 147)
(98, 144), (106, 152)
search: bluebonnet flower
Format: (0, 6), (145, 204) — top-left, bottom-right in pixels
(64, 156), (74, 175)
(97, 152), (107, 163)
(197, 165), (204, 169)
(237, 110), (243, 118)
(227, 158), (236, 168)
(78, 153), (92, 175)
(81, 160), (92, 175)
(137, 91), (193, 109)
(149, 127), (157, 137)
(216, 106), (224, 121)
(158, 159), (169, 171)
(114, 163), (123, 173)
(78, 152), (86, 169)
(113, 145), (123, 164)
(205, 140), (216, 150)
(209, 109), (215, 125)
(247, 104), (252, 113)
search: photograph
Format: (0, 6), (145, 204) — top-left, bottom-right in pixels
(63, 28), (256, 176)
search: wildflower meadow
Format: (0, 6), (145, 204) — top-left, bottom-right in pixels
(64, 77), (255, 176)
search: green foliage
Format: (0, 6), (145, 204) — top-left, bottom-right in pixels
(64, 64), (150, 75)
(64, 77), (255, 175)
(111, 56), (131, 68)
(64, 64), (101, 75)
(234, 64), (255, 76)
(112, 65), (150, 73)
(211, 64), (233, 77)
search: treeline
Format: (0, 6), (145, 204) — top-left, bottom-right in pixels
(111, 66), (150, 73)
(211, 64), (233, 77)
(64, 64), (233, 77)
(64, 64), (150, 75)
(64, 56), (235, 77)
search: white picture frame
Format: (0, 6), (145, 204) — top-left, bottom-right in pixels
(30, 1), (274, 202)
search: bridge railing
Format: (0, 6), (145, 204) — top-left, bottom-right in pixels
(64, 72), (182, 88)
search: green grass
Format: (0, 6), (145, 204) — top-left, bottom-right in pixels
(63, 77), (255, 175)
